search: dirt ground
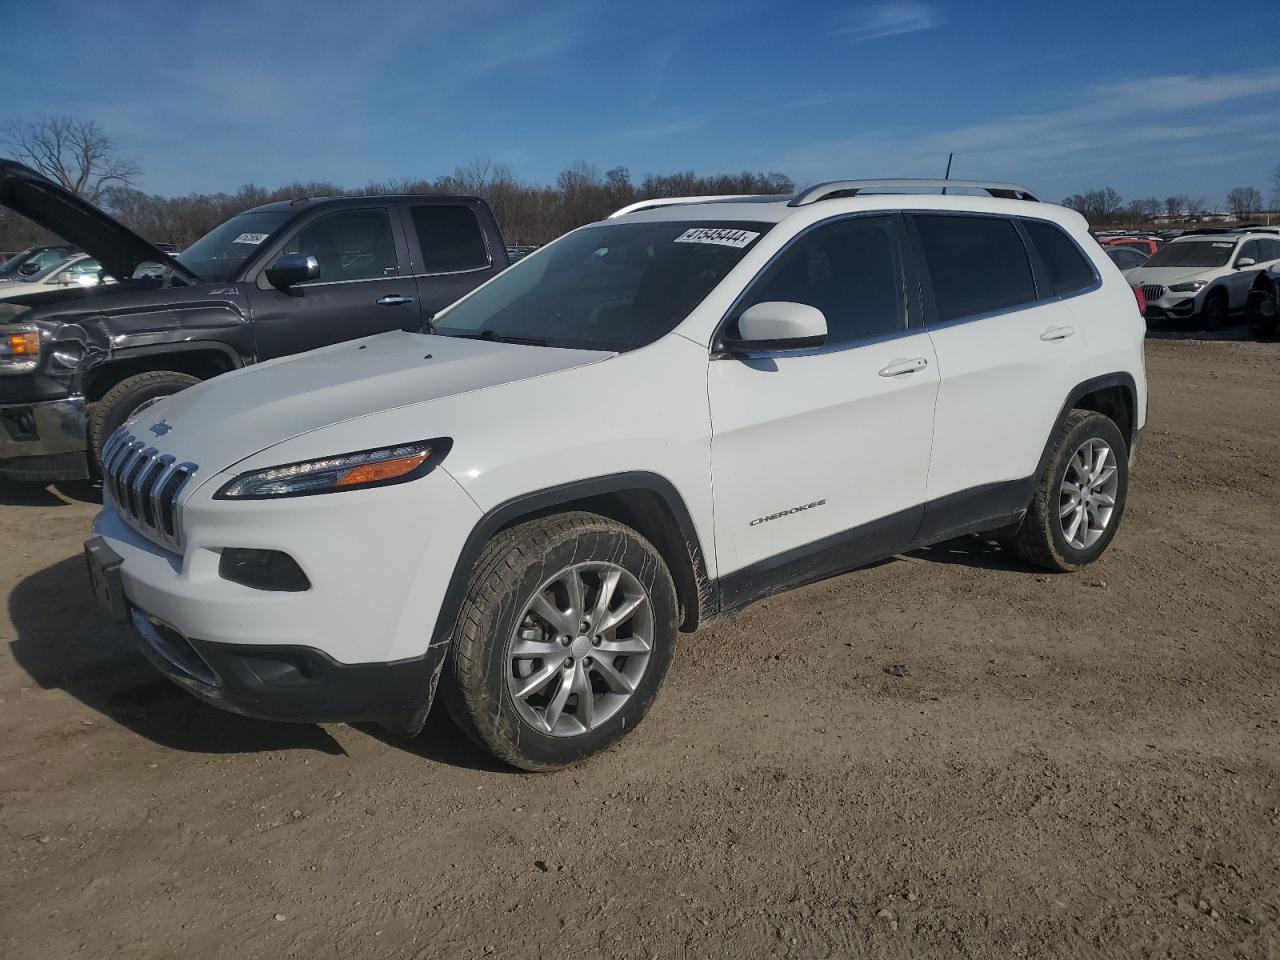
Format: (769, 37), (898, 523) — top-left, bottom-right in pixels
(1, 335), (1278, 960)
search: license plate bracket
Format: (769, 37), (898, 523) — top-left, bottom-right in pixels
(84, 536), (129, 623)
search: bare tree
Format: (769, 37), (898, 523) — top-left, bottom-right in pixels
(1226, 186), (1264, 220)
(1271, 163), (1280, 208)
(1183, 195), (1206, 217)
(4, 117), (140, 203)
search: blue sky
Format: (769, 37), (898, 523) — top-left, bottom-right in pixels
(5, 0), (1280, 208)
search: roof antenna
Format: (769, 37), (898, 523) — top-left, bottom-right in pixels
(942, 153), (953, 195)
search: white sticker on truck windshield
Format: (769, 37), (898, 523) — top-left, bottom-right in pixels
(673, 228), (760, 249)
(233, 233), (269, 245)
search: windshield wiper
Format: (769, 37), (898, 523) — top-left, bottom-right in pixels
(450, 329), (550, 347)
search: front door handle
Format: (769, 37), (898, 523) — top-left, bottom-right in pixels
(878, 357), (929, 378)
(1040, 324), (1075, 341)
(376, 294), (415, 306)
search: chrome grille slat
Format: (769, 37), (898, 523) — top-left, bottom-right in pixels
(102, 428), (198, 551)
(1141, 283), (1164, 301)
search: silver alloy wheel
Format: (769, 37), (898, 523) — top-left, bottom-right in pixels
(506, 561), (654, 738)
(1058, 437), (1119, 550)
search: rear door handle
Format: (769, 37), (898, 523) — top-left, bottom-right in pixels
(1040, 324), (1075, 341)
(878, 357), (929, 378)
(376, 294), (415, 306)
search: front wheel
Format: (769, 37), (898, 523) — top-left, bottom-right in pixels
(1200, 288), (1229, 331)
(1004, 410), (1129, 572)
(442, 512), (678, 770)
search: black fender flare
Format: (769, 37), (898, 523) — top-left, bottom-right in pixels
(1029, 372), (1139, 492)
(100, 339), (247, 369)
(430, 471), (711, 651)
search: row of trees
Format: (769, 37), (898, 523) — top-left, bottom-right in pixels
(0, 118), (791, 250)
(1062, 179), (1277, 227)
(6, 117), (1280, 245)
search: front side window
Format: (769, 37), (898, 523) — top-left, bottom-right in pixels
(434, 220), (770, 352)
(176, 209), (293, 283)
(1236, 240), (1260, 264)
(1024, 220), (1095, 296)
(410, 205), (490, 273)
(282, 208), (399, 284)
(56, 258), (108, 286)
(913, 215), (1037, 323)
(1144, 240), (1236, 269)
(732, 215), (905, 346)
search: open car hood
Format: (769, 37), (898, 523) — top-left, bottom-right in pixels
(0, 160), (200, 284)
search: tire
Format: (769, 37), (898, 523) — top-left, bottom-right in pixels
(88, 371), (201, 470)
(1004, 410), (1129, 573)
(441, 512), (678, 771)
(1247, 280), (1279, 339)
(1200, 288), (1229, 331)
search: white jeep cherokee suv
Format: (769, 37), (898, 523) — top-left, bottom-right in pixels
(1127, 228), (1280, 328)
(84, 179), (1147, 770)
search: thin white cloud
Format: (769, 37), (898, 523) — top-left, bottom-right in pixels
(835, 1), (942, 42)
(773, 66), (1280, 198)
(616, 118), (706, 143)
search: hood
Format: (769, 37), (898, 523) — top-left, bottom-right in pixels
(1125, 265), (1216, 286)
(0, 160), (199, 284)
(124, 330), (611, 473)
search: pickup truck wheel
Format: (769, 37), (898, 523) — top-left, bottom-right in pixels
(1200, 288), (1229, 330)
(1004, 409), (1129, 573)
(442, 512), (678, 771)
(88, 371), (201, 470)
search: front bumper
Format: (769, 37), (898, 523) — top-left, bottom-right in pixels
(128, 604), (442, 734)
(1142, 293), (1199, 323)
(86, 464), (482, 732)
(0, 396), (89, 480)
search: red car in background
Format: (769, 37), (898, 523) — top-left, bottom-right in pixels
(1100, 235), (1162, 257)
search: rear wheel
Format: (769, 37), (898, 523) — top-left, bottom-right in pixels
(442, 512), (678, 770)
(1005, 410), (1129, 572)
(1200, 288), (1229, 330)
(1247, 279), (1279, 339)
(88, 370), (201, 471)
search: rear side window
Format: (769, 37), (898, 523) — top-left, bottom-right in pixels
(410, 205), (490, 274)
(735, 215), (904, 347)
(1024, 220), (1096, 295)
(913, 215), (1037, 323)
(1260, 238), (1280, 261)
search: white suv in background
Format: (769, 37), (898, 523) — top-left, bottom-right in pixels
(1127, 228), (1280, 328)
(84, 179), (1147, 770)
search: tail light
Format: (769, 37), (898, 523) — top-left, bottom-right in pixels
(1131, 284), (1146, 315)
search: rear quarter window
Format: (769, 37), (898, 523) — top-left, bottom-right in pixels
(913, 215), (1037, 323)
(1023, 220), (1097, 296)
(410, 205), (491, 274)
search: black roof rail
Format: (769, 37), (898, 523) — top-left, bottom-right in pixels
(789, 178), (1040, 206)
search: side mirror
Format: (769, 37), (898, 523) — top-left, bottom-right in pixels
(265, 253), (320, 290)
(18, 262), (40, 277)
(718, 301), (827, 356)
(1236, 257), (1257, 269)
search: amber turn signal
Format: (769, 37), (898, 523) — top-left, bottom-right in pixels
(336, 450), (432, 487)
(5, 332), (39, 356)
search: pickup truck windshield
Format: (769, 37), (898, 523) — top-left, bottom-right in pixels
(171, 210), (294, 283)
(434, 220), (771, 351)
(1144, 240), (1236, 268)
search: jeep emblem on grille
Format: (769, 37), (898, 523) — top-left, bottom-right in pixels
(149, 420), (172, 437)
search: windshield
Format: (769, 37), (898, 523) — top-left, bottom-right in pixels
(172, 209), (294, 283)
(0, 246), (78, 282)
(434, 220), (771, 351)
(1144, 240), (1236, 268)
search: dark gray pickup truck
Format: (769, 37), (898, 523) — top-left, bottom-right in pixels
(0, 160), (509, 480)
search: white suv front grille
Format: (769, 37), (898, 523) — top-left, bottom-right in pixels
(101, 429), (198, 550)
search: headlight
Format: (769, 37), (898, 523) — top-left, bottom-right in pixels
(215, 438), (451, 499)
(1169, 280), (1208, 292)
(0, 325), (41, 374)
